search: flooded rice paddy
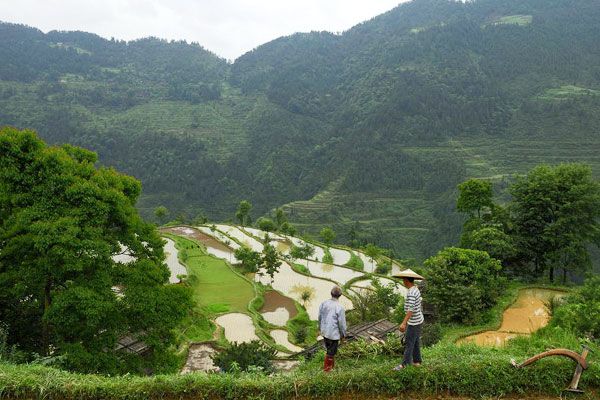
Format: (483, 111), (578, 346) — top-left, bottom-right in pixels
(256, 262), (354, 319)
(271, 329), (303, 353)
(215, 313), (259, 344)
(163, 226), (239, 263)
(297, 259), (364, 284)
(163, 238), (187, 283)
(260, 291), (298, 326)
(459, 288), (566, 346)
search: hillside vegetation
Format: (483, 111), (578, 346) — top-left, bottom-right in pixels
(1, 0), (600, 260)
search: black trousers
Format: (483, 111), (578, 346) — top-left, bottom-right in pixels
(324, 337), (339, 356)
(402, 323), (422, 366)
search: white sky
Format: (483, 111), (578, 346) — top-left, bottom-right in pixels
(0, 0), (406, 61)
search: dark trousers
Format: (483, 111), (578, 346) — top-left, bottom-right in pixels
(402, 323), (422, 366)
(324, 338), (339, 357)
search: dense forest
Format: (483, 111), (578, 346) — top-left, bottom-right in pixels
(1, 0), (599, 260)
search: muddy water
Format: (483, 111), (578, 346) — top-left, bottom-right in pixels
(459, 288), (566, 346)
(261, 291), (298, 326)
(163, 226), (239, 263)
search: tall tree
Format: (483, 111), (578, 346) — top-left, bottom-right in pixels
(457, 179), (494, 219)
(261, 243), (282, 282)
(510, 164), (600, 282)
(235, 200), (252, 226)
(0, 128), (192, 374)
(320, 227), (336, 246)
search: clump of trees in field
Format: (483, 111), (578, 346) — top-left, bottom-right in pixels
(425, 163), (600, 322)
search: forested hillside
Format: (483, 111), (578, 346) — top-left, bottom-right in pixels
(1, 0), (599, 261)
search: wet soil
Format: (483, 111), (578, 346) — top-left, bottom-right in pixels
(459, 288), (566, 346)
(162, 226), (233, 253)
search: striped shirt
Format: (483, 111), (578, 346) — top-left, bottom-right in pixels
(404, 286), (424, 325)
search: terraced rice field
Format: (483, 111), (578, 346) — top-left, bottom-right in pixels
(271, 329), (303, 353)
(297, 259), (364, 284)
(260, 291), (298, 326)
(286, 236), (326, 261)
(163, 226), (239, 263)
(215, 313), (259, 344)
(163, 238), (187, 283)
(329, 247), (352, 265)
(256, 262), (354, 319)
(196, 226), (241, 250)
(216, 224), (264, 252)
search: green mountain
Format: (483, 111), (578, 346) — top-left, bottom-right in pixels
(1, 0), (599, 261)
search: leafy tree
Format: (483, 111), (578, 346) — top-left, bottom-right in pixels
(289, 243), (315, 261)
(364, 243), (384, 271)
(234, 246), (261, 273)
(0, 128), (192, 374)
(279, 221), (296, 236)
(257, 217), (276, 232)
(154, 206), (169, 225)
(235, 200), (252, 226)
(424, 247), (505, 324)
(261, 243), (282, 282)
(299, 288), (312, 307)
(375, 261), (392, 275)
(348, 279), (400, 324)
(319, 227), (336, 246)
(510, 164), (600, 281)
(463, 226), (516, 264)
(211, 340), (276, 373)
(457, 179), (494, 219)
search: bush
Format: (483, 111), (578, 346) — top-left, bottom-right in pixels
(424, 247), (506, 324)
(345, 252), (364, 270)
(348, 279), (401, 325)
(212, 340), (276, 373)
(421, 322), (442, 347)
(375, 261), (392, 275)
(322, 248), (334, 264)
(551, 274), (600, 341)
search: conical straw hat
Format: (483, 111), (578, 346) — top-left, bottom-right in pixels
(392, 268), (425, 280)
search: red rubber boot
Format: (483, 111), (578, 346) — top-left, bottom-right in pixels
(323, 355), (334, 372)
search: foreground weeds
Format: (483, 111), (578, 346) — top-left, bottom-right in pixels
(1, 334), (598, 400)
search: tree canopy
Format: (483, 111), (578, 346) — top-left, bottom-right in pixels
(0, 127), (192, 374)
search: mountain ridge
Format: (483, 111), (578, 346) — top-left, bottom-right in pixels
(1, 0), (599, 260)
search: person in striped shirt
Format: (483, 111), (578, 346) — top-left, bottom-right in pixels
(393, 270), (425, 370)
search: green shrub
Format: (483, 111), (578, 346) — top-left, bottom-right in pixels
(345, 252), (364, 270)
(551, 274), (600, 341)
(375, 261), (391, 275)
(348, 279), (401, 325)
(424, 247), (506, 324)
(421, 322), (442, 347)
(322, 248), (334, 264)
(211, 340), (276, 373)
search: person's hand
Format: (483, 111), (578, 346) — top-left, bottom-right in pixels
(399, 323), (407, 333)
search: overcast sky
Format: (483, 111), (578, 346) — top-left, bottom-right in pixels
(0, 0), (406, 60)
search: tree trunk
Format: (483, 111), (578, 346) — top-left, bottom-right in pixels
(42, 277), (52, 356)
(562, 268), (567, 284)
(548, 266), (554, 283)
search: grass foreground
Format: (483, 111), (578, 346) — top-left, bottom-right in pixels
(1, 328), (598, 399)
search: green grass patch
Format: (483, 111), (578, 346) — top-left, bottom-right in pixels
(538, 85), (600, 101)
(322, 248), (334, 264)
(345, 252), (364, 271)
(291, 263), (311, 275)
